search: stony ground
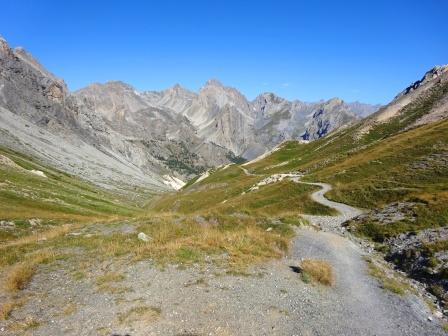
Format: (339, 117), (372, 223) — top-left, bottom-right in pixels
(1, 183), (446, 335)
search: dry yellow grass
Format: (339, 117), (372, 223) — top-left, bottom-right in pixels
(8, 316), (41, 331)
(0, 302), (14, 320)
(0, 224), (74, 250)
(300, 259), (334, 286)
(3, 249), (56, 292)
(5, 262), (36, 291)
(0, 298), (25, 320)
(132, 217), (289, 268)
(61, 303), (78, 316)
(96, 272), (128, 294)
(117, 305), (161, 324)
(96, 272), (125, 285)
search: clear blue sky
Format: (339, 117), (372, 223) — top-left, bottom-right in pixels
(1, 0), (447, 104)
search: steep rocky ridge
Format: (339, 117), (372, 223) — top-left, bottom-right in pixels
(358, 64), (448, 136)
(0, 37), (234, 193)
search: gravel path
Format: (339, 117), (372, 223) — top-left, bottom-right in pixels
(298, 182), (364, 230)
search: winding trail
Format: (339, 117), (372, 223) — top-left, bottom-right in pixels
(286, 181), (445, 335)
(299, 181), (364, 230)
(239, 165), (261, 176)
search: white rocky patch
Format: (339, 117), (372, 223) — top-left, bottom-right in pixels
(246, 172), (303, 192)
(163, 175), (185, 190)
(29, 169), (47, 178)
(194, 170), (210, 184)
(220, 163), (233, 170)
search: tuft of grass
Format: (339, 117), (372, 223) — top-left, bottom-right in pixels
(96, 272), (128, 293)
(0, 299), (24, 320)
(117, 305), (161, 324)
(72, 270), (86, 281)
(130, 214), (290, 269)
(61, 303), (78, 316)
(3, 249), (57, 293)
(5, 262), (36, 291)
(0, 301), (14, 320)
(96, 272), (125, 285)
(9, 316), (41, 331)
(300, 259), (334, 286)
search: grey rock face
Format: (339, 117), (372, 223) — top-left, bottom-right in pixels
(73, 81), (238, 176)
(251, 94), (377, 151)
(0, 37), (233, 192)
(300, 98), (358, 140)
(386, 227), (448, 305)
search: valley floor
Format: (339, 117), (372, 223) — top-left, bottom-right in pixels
(0, 184), (445, 335)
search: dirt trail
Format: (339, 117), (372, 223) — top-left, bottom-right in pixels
(288, 182), (445, 335)
(299, 181), (364, 229)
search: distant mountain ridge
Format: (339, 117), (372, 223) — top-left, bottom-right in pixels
(0, 36), (379, 192)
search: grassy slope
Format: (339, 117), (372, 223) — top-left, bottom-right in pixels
(0, 146), (142, 242)
(150, 164), (335, 216)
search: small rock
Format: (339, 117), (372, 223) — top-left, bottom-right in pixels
(427, 316), (433, 321)
(29, 218), (42, 226)
(138, 232), (152, 242)
(266, 227), (273, 232)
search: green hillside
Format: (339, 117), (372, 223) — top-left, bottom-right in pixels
(0, 146), (141, 243)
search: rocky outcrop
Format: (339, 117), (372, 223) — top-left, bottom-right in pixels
(347, 202), (448, 309)
(386, 228), (448, 308)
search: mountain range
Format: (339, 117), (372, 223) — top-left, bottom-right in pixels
(0, 36), (379, 193)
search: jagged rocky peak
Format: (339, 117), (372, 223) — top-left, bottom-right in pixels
(398, 64), (448, 98)
(160, 83), (196, 102)
(326, 97), (344, 106)
(204, 78), (224, 87)
(74, 80), (148, 120)
(196, 79), (253, 116)
(254, 92), (285, 105)
(0, 36), (69, 111)
(1, 38), (68, 105)
(140, 83), (196, 114)
(252, 92), (291, 120)
(0, 35), (14, 57)
(102, 80), (137, 91)
(14, 47), (63, 83)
